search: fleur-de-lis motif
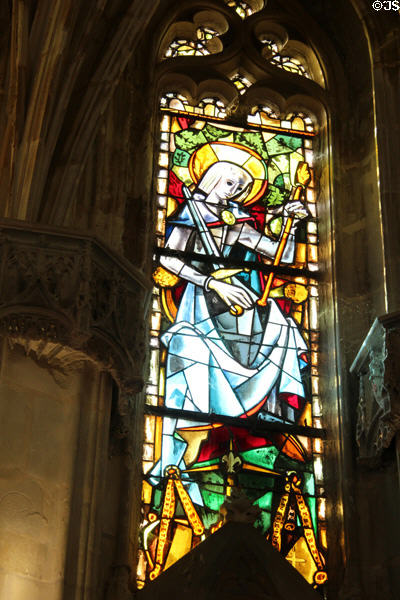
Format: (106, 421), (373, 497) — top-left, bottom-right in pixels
(222, 440), (242, 474)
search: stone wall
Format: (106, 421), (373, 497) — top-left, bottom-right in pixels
(0, 341), (107, 599)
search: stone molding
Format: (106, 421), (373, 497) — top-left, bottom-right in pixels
(0, 220), (152, 408)
(350, 312), (400, 466)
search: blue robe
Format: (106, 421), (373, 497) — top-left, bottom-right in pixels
(149, 202), (308, 504)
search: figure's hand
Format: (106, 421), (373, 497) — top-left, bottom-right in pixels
(295, 161), (312, 188)
(284, 200), (309, 221)
(208, 279), (253, 310)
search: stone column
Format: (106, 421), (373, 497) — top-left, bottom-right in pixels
(0, 221), (151, 600)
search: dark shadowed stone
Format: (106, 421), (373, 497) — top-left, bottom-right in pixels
(138, 521), (322, 600)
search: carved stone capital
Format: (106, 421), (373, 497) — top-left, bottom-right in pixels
(0, 220), (151, 394)
(351, 312), (400, 466)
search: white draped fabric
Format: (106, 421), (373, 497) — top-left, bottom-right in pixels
(149, 277), (308, 502)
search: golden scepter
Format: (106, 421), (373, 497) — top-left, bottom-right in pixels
(257, 162), (311, 308)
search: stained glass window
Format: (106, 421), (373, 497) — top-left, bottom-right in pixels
(271, 55), (310, 78)
(224, 0), (254, 19)
(164, 27), (220, 59)
(231, 73), (253, 94)
(138, 94), (327, 592)
(261, 38), (311, 79)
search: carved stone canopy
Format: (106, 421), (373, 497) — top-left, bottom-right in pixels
(350, 312), (400, 466)
(0, 220), (152, 408)
(137, 522), (322, 600)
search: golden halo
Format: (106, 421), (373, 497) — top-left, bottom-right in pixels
(188, 141), (268, 206)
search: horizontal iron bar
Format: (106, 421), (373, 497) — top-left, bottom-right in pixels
(144, 404), (326, 439)
(154, 247), (320, 280)
(160, 108), (316, 138)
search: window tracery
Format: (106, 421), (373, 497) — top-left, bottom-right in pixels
(231, 73), (253, 94)
(159, 11), (228, 61)
(164, 27), (220, 59)
(271, 54), (309, 78)
(224, 0), (254, 19)
(260, 37), (311, 79)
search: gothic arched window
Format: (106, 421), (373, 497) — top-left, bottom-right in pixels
(138, 1), (330, 592)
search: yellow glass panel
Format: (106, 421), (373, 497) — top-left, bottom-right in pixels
(243, 178), (262, 204)
(292, 307), (302, 324)
(179, 429), (209, 464)
(167, 197), (178, 217)
(243, 155), (266, 179)
(177, 45), (196, 55)
(293, 276), (308, 284)
(292, 116), (305, 131)
(171, 117), (183, 133)
(204, 103), (215, 116)
(302, 303), (309, 330)
(154, 416), (163, 463)
(190, 143), (219, 182)
(286, 537), (316, 584)
(295, 242), (306, 266)
(308, 244), (318, 263)
(290, 151), (305, 185)
(164, 524), (193, 570)
(260, 113), (280, 128)
(142, 481), (153, 504)
(262, 130), (277, 143)
(146, 394), (158, 406)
